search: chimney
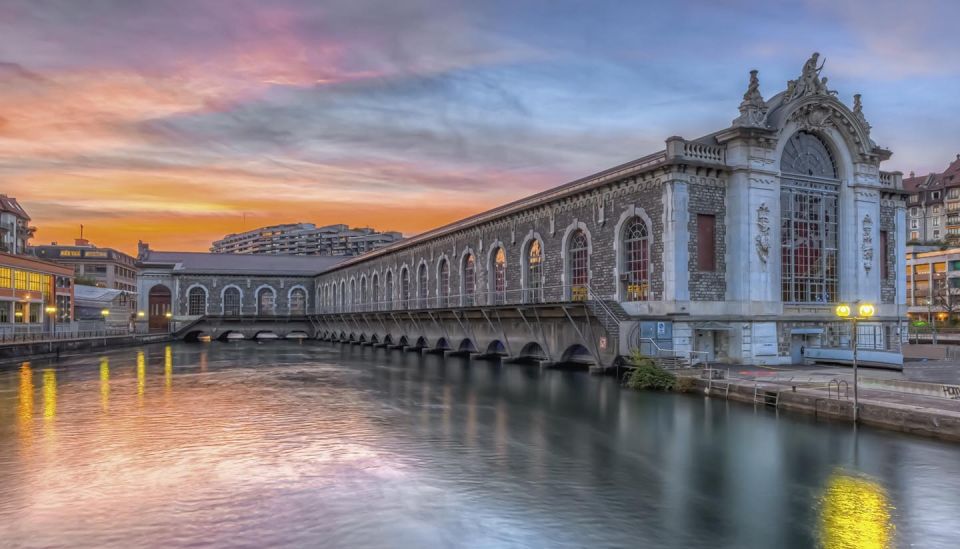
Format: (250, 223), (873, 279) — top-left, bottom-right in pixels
(910, 171), (915, 178)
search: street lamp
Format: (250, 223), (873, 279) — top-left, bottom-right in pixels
(835, 301), (876, 423)
(45, 305), (57, 335)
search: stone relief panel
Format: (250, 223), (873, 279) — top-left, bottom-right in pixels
(862, 214), (874, 273)
(755, 202), (771, 267)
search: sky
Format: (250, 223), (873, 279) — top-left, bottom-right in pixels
(1, 0), (959, 254)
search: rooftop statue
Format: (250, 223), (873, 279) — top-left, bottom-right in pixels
(733, 69), (768, 127)
(783, 52), (833, 101)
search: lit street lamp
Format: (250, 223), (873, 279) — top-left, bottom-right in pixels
(835, 301), (876, 423)
(45, 305), (57, 334)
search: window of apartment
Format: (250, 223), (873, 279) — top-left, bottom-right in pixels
(933, 205), (942, 214)
(910, 207), (919, 217)
(910, 219), (919, 229)
(934, 217), (941, 227)
(697, 214), (716, 271)
(948, 188), (960, 199)
(934, 230), (941, 239)
(909, 195), (919, 204)
(933, 191), (942, 200)
(910, 231), (920, 240)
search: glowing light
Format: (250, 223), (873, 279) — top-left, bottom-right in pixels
(45, 306), (57, 314)
(101, 309), (110, 317)
(819, 472), (894, 549)
(858, 303), (876, 318)
(100, 357), (110, 411)
(165, 312), (173, 318)
(43, 370), (57, 419)
(137, 351), (146, 400)
(835, 304), (851, 318)
(137, 311), (145, 317)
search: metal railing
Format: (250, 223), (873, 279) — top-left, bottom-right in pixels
(0, 328), (138, 344)
(635, 336), (709, 367)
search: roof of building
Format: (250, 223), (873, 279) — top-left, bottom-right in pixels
(0, 195), (30, 220)
(73, 284), (127, 304)
(903, 154), (960, 193)
(0, 251), (73, 275)
(138, 249), (348, 275)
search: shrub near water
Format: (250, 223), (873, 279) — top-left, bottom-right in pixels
(625, 350), (676, 391)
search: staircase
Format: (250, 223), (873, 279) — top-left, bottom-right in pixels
(584, 296), (629, 347)
(753, 385), (780, 407)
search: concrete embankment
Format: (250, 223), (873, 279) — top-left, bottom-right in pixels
(690, 377), (960, 442)
(0, 334), (172, 363)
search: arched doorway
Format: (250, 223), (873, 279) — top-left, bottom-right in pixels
(148, 285), (172, 332)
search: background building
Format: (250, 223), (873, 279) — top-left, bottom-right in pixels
(210, 223), (402, 256)
(0, 252), (74, 334)
(73, 284), (136, 330)
(31, 239), (138, 293)
(905, 245), (960, 323)
(0, 195), (34, 255)
(904, 154), (960, 244)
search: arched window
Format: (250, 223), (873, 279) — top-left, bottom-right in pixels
(331, 284), (338, 312)
(188, 286), (207, 316)
(360, 276), (368, 310)
(349, 279), (357, 311)
(781, 131), (839, 303)
(438, 259), (450, 307)
(400, 268), (410, 308)
(417, 263), (428, 308)
(462, 253), (476, 306)
(289, 288), (306, 315)
(568, 229), (589, 301)
(385, 271), (394, 309)
(622, 218), (650, 301)
(371, 273), (380, 310)
(223, 287), (241, 316)
(491, 247), (506, 304)
(258, 287), (276, 315)
(339, 281), (345, 311)
(526, 240), (542, 303)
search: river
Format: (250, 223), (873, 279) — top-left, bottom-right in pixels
(0, 341), (958, 548)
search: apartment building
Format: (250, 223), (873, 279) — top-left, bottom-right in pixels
(210, 223), (403, 256)
(905, 154), (960, 243)
(31, 239), (138, 293)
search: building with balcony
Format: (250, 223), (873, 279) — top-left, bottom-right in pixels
(210, 223), (403, 257)
(905, 245), (960, 323)
(0, 252), (74, 335)
(904, 154), (960, 243)
(0, 195), (35, 255)
(31, 239), (139, 293)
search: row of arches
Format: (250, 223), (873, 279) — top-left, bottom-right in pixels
(183, 284), (309, 316)
(318, 213), (652, 312)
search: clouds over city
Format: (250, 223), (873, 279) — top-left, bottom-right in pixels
(1, 0), (958, 251)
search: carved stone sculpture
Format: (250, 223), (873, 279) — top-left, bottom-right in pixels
(783, 52), (833, 102)
(862, 214), (874, 272)
(755, 202), (771, 267)
(733, 69), (768, 127)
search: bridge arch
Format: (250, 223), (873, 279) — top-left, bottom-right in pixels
(434, 337), (451, 351)
(183, 329), (208, 342)
(485, 339), (507, 356)
(221, 284), (244, 316)
(414, 336), (428, 349)
(185, 283), (209, 316)
(560, 343), (594, 366)
(518, 341), (548, 362)
(457, 338), (477, 354)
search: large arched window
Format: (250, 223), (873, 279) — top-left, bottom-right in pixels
(339, 280), (346, 311)
(289, 288), (306, 315)
(400, 267), (410, 308)
(417, 263), (428, 308)
(371, 273), (380, 310)
(462, 253), (476, 306)
(188, 286), (207, 316)
(360, 276), (368, 310)
(781, 131), (839, 303)
(258, 287), (276, 316)
(568, 229), (589, 301)
(223, 287), (241, 316)
(385, 271), (394, 309)
(438, 259), (450, 307)
(331, 284), (338, 312)
(622, 218), (650, 301)
(525, 239), (543, 303)
(491, 247), (506, 304)
(349, 278), (357, 311)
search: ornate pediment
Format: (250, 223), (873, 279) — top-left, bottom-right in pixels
(782, 52), (836, 103)
(788, 103), (835, 133)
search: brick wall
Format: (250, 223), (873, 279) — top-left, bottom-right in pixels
(687, 179), (727, 301)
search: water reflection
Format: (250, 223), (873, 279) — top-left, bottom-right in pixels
(100, 357), (110, 411)
(819, 471), (894, 549)
(0, 342), (956, 549)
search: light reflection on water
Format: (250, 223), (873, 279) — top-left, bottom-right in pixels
(0, 341), (957, 548)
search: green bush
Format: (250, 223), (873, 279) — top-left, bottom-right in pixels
(673, 376), (696, 393)
(625, 350), (676, 391)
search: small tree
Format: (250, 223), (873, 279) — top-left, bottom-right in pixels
(932, 281), (960, 325)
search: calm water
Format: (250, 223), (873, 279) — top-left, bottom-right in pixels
(1, 342), (958, 548)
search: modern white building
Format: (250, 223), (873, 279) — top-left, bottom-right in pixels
(210, 223), (402, 256)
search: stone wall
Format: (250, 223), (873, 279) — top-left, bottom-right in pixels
(880, 203), (897, 304)
(316, 172), (670, 307)
(171, 275), (315, 315)
(687, 178), (727, 301)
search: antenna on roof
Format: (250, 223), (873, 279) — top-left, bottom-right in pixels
(80, 224), (84, 240)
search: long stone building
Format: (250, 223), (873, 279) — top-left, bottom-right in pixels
(142, 54), (908, 369)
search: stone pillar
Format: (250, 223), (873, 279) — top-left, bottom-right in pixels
(662, 176), (690, 303)
(896, 206), (907, 308)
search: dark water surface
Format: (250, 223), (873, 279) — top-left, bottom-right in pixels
(1, 342), (958, 548)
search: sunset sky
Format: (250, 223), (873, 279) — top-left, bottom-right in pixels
(2, 0), (959, 254)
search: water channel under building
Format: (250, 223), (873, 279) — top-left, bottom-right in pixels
(0, 341), (958, 548)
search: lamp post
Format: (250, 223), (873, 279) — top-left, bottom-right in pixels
(835, 302), (875, 423)
(45, 305), (57, 335)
